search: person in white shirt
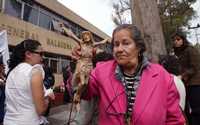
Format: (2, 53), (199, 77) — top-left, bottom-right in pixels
(4, 39), (49, 125)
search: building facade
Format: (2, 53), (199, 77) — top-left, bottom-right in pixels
(0, 0), (110, 85)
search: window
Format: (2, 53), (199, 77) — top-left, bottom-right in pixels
(39, 11), (52, 29)
(76, 27), (83, 38)
(51, 19), (63, 33)
(70, 23), (79, 37)
(23, 4), (39, 25)
(93, 34), (102, 42)
(50, 59), (58, 73)
(44, 54), (71, 74)
(59, 59), (70, 73)
(0, 0), (2, 12)
(4, 0), (22, 18)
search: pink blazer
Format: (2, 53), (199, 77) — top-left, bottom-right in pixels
(85, 60), (185, 125)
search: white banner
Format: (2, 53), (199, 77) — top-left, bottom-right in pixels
(0, 30), (10, 73)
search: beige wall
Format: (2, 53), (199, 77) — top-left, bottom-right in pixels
(0, 13), (78, 56)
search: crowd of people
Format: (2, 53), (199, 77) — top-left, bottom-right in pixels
(0, 23), (199, 125)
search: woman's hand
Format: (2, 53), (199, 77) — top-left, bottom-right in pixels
(45, 88), (55, 100)
(48, 93), (55, 100)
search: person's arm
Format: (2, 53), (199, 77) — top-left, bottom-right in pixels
(93, 39), (110, 54)
(61, 25), (82, 45)
(93, 38), (110, 46)
(166, 75), (185, 125)
(31, 67), (48, 115)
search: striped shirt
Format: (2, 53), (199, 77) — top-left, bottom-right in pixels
(124, 72), (140, 116)
(115, 56), (149, 119)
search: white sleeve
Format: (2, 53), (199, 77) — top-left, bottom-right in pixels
(30, 64), (45, 79)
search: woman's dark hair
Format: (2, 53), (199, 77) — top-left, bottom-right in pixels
(172, 32), (190, 47)
(8, 39), (41, 73)
(159, 55), (181, 75)
(111, 24), (146, 56)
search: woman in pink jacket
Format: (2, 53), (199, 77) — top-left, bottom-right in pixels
(73, 24), (185, 125)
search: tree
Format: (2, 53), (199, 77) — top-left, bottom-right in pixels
(132, 0), (167, 62)
(158, 0), (197, 51)
(112, 0), (197, 52)
(112, 0), (132, 25)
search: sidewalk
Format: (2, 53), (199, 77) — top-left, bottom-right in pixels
(48, 104), (74, 125)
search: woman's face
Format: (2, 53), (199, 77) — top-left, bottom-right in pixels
(174, 36), (183, 47)
(29, 45), (44, 65)
(113, 29), (140, 67)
